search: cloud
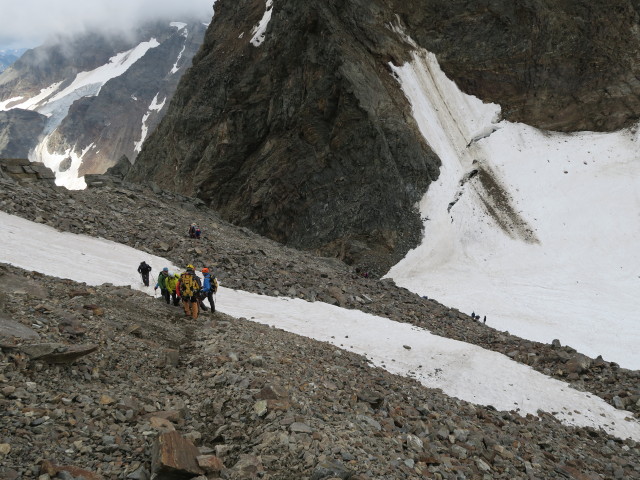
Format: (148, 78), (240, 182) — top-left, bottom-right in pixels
(0, 0), (214, 49)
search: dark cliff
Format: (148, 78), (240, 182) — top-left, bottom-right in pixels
(129, 0), (438, 274)
(128, 0), (640, 273)
(393, 0), (640, 132)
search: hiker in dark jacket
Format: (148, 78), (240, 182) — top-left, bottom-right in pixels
(137, 261), (152, 287)
(154, 267), (170, 304)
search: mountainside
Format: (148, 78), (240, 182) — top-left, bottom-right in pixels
(391, 0), (640, 132)
(0, 109), (46, 158)
(0, 48), (26, 73)
(128, 0), (640, 273)
(1, 173), (639, 479)
(0, 19), (208, 188)
(128, 0), (440, 276)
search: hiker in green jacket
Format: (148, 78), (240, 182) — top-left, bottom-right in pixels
(154, 267), (170, 304)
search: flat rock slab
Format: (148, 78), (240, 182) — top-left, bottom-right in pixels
(0, 316), (39, 341)
(18, 343), (98, 363)
(40, 460), (102, 479)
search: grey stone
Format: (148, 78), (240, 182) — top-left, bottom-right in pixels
(311, 460), (352, 480)
(290, 422), (313, 434)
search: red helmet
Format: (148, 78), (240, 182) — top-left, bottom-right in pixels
(201, 267), (209, 273)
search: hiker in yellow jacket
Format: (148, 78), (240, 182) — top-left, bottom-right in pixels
(165, 273), (180, 307)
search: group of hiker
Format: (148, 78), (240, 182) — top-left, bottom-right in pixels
(188, 223), (202, 239)
(140, 263), (219, 319)
(136, 222), (218, 320)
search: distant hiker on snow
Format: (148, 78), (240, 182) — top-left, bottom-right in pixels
(201, 267), (219, 313)
(154, 267), (170, 304)
(179, 264), (202, 319)
(166, 273), (180, 306)
(188, 223), (201, 239)
(137, 261), (152, 287)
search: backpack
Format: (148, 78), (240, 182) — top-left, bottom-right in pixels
(180, 272), (200, 297)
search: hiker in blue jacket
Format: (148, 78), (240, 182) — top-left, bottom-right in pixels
(200, 268), (218, 312)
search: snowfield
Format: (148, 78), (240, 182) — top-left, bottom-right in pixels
(1, 211), (639, 441)
(387, 49), (640, 370)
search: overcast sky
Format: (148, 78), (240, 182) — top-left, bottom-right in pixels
(0, 0), (214, 50)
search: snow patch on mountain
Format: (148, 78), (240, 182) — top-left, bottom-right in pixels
(250, 0), (273, 47)
(387, 49), (640, 369)
(0, 82), (63, 112)
(170, 22), (187, 31)
(51, 39), (159, 106)
(169, 28), (189, 75)
(31, 139), (89, 189)
(0, 39), (161, 188)
(134, 93), (167, 153)
(0, 96), (23, 110)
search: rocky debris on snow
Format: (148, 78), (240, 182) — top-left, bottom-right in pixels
(0, 263), (638, 479)
(0, 177), (638, 422)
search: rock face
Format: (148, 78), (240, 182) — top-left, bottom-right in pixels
(0, 19), (208, 182)
(129, 0), (640, 273)
(0, 109), (46, 158)
(392, 0), (640, 132)
(128, 0), (439, 274)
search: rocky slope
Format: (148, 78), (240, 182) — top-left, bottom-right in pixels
(3, 264), (639, 480)
(1, 173), (639, 478)
(0, 109), (46, 158)
(0, 19), (208, 182)
(2, 172), (639, 418)
(128, 0), (640, 274)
